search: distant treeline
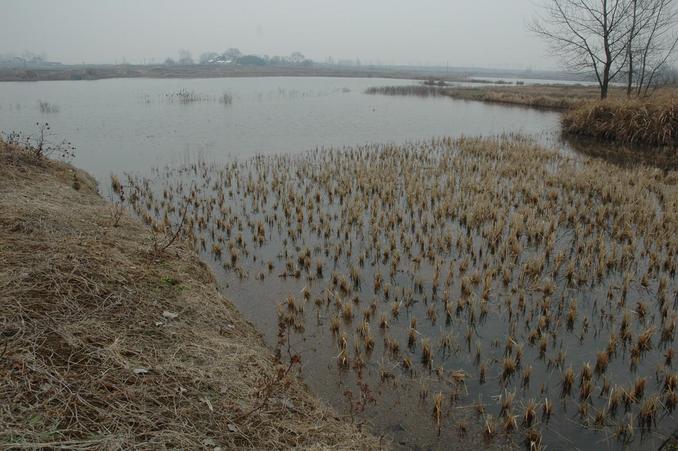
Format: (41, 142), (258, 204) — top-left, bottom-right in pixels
(0, 52), (62, 69)
(164, 49), (314, 67)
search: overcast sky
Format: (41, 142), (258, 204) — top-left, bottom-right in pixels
(2, 0), (557, 69)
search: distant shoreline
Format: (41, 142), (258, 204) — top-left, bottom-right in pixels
(0, 63), (583, 84)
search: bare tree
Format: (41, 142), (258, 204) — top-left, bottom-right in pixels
(223, 48), (242, 60)
(532, 0), (634, 99)
(626, 0), (678, 96)
(177, 49), (194, 65)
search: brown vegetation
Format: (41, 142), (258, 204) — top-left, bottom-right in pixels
(0, 142), (381, 449)
(116, 133), (678, 447)
(562, 94), (678, 147)
(366, 84), (607, 110)
(443, 85), (602, 110)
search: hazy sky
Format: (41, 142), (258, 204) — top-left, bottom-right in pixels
(3, 0), (557, 69)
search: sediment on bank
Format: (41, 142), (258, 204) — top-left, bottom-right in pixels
(0, 142), (382, 449)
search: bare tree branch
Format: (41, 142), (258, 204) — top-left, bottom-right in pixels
(532, 0), (634, 99)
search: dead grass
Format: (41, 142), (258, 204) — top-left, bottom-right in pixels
(442, 85), (601, 110)
(366, 84), (608, 110)
(0, 142), (382, 450)
(562, 94), (678, 147)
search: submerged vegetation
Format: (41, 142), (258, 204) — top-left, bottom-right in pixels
(116, 135), (678, 449)
(38, 100), (59, 113)
(162, 88), (211, 104)
(158, 89), (234, 105)
(219, 92), (233, 105)
(365, 85), (447, 98)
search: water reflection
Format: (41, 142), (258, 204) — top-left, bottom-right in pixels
(564, 135), (678, 171)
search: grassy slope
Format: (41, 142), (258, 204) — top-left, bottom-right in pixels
(0, 143), (382, 450)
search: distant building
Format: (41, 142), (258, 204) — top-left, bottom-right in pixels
(206, 55), (234, 65)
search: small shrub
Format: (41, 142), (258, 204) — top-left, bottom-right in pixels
(1, 122), (75, 161)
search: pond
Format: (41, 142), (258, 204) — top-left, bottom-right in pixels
(0, 76), (562, 183)
(1, 77), (675, 450)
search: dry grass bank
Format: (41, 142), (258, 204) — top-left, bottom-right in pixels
(0, 142), (382, 450)
(562, 95), (678, 147)
(442, 85), (603, 110)
(365, 84), (608, 110)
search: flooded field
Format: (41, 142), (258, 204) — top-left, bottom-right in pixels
(2, 77), (676, 449)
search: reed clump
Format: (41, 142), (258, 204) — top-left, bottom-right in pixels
(562, 96), (678, 147)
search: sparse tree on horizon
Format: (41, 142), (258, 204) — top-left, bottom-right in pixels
(177, 49), (194, 65)
(532, 0), (678, 98)
(531, 0), (634, 99)
(223, 48), (242, 60)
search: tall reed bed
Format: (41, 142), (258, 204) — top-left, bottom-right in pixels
(562, 97), (678, 147)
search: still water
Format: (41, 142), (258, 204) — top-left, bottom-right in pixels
(0, 76), (562, 184)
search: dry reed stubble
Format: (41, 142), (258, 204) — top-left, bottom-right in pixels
(0, 143), (382, 450)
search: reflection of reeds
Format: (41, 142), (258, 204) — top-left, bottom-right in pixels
(219, 92), (233, 105)
(38, 100), (59, 113)
(365, 85), (446, 97)
(161, 89), (218, 104)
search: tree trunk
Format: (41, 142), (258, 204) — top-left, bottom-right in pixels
(602, 0), (611, 100)
(627, 50), (634, 96)
(601, 64), (611, 99)
(627, 0), (638, 97)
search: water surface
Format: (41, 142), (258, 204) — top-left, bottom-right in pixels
(0, 77), (562, 184)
